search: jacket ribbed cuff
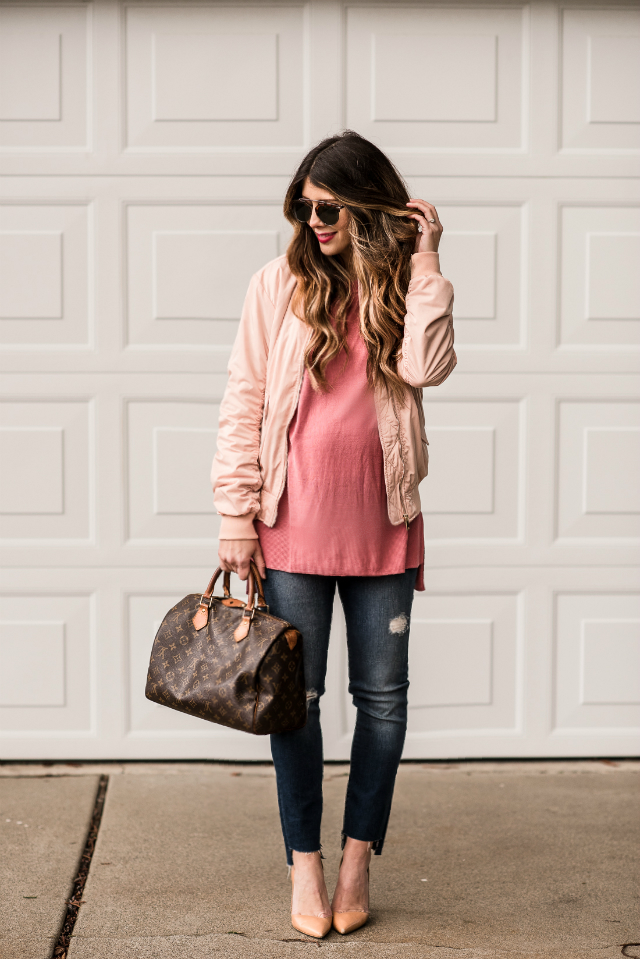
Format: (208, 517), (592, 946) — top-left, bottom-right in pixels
(218, 513), (259, 540)
(411, 251), (441, 276)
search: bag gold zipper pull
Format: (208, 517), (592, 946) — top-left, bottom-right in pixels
(403, 513), (409, 530)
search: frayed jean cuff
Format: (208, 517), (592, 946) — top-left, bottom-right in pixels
(341, 831), (384, 856)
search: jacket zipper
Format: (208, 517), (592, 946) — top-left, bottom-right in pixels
(390, 393), (410, 530)
(274, 337), (309, 514)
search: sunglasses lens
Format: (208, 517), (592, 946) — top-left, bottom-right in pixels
(293, 199), (312, 223)
(317, 203), (340, 226)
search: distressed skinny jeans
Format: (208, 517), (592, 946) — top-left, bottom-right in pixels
(263, 567), (418, 866)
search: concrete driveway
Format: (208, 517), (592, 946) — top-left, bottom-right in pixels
(1, 760), (638, 959)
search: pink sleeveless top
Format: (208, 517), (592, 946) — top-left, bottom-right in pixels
(256, 294), (425, 588)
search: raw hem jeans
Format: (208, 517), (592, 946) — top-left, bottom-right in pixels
(264, 567), (417, 867)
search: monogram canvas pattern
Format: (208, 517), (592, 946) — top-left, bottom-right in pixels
(145, 593), (307, 735)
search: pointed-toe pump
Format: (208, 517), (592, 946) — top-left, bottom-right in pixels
(332, 909), (369, 935)
(290, 866), (332, 940)
(332, 865), (370, 935)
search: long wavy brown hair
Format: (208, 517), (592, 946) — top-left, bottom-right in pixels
(284, 131), (418, 401)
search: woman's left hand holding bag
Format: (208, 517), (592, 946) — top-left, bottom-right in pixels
(218, 538), (267, 581)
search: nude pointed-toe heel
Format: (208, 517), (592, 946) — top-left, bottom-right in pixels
(332, 910), (369, 935)
(332, 864), (370, 935)
(290, 867), (332, 940)
(291, 914), (333, 938)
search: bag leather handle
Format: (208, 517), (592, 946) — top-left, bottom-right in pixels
(200, 561), (265, 607)
(248, 560), (267, 609)
(198, 567), (229, 606)
(193, 561), (266, 634)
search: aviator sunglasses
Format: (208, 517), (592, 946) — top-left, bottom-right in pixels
(292, 197), (345, 227)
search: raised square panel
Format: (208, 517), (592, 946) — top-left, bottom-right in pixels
(0, 622), (65, 706)
(154, 428), (217, 515)
(127, 204), (289, 348)
(589, 37), (640, 124)
(373, 34), (496, 122)
(582, 620), (640, 705)
(0, 428), (63, 514)
(561, 9), (640, 152)
(556, 402), (640, 541)
(421, 401), (522, 542)
(407, 593), (519, 734)
(587, 234), (640, 321)
(442, 233), (496, 319)
(554, 593), (640, 731)
(584, 429), (640, 515)
(0, 401), (91, 542)
(153, 230), (281, 322)
(127, 401), (219, 543)
(0, 30), (60, 120)
(432, 204), (524, 346)
(411, 620), (493, 707)
(425, 429), (494, 514)
(0, 232), (62, 318)
(125, 5), (303, 151)
(153, 33), (277, 121)
(0, 204), (91, 348)
(346, 6), (524, 150)
(0, 5), (88, 151)
(0, 595), (92, 732)
(559, 206), (640, 348)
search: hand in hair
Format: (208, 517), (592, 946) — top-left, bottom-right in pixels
(406, 200), (443, 254)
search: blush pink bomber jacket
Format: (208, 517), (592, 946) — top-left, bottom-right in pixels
(211, 251), (456, 541)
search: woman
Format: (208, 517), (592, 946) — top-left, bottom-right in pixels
(212, 131), (456, 938)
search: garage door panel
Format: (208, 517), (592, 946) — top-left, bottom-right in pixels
(124, 3), (305, 151)
(437, 203), (525, 347)
(126, 400), (219, 543)
(0, 593), (94, 734)
(407, 592), (521, 735)
(559, 205), (640, 348)
(346, 4), (526, 151)
(0, 202), (92, 348)
(561, 8), (640, 153)
(125, 202), (291, 349)
(422, 400), (523, 542)
(0, 399), (93, 543)
(554, 593), (640, 732)
(556, 401), (640, 542)
(0, 3), (89, 152)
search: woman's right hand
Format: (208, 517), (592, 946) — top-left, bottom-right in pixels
(218, 539), (267, 582)
(406, 199), (443, 254)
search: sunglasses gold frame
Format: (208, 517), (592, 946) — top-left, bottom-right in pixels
(292, 198), (345, 227)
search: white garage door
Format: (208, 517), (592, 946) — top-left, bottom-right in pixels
(1, 0), (639, 760)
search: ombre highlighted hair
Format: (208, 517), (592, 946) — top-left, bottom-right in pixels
(284, 131), (418, 402)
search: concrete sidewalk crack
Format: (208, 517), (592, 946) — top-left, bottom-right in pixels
(51, 775), (109, 959)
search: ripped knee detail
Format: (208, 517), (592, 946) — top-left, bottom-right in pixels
(389, 613), (409, 635)
(306, 688), (319, 702)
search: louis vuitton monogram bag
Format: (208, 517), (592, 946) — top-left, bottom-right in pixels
(145, 562), (307, 735)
